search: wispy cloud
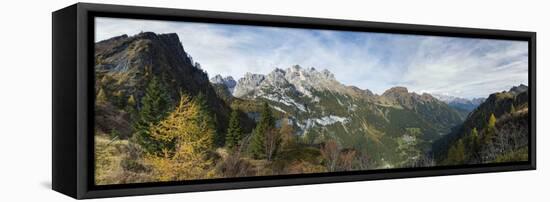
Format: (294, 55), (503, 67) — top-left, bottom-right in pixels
(95, 17), (528, 99)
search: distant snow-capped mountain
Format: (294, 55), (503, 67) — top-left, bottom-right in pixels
(432, 94), (482, 105)
(432, 94), (485, 112)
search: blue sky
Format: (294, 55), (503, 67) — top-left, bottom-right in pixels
(95, 17), (528, 99)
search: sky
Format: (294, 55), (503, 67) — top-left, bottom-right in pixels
(95, 17), (528, 99)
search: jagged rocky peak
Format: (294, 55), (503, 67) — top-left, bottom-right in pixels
(383, 86), (409, 97)
(240, 72), (266, 85)
(432, 94), (458, 103)
(210, 74), (225, 84)
(382, 87), (437, 101)
(321, 69), (335, 79)
(233, 73), (266, 97)
(94, 31), (238, 138)
(381, 87), (445, 109)
(233, 65), (340, 98)
(471, 98), (486, 105)
(420, 92), (437, 101)
(132, 32), (180, 43)
(282, 65), (340, 97)
(266, 68), (290, 86)
(509, 84), (528, 95)
(486, 84), (529, 109)
(94, 31), (217, 100)
(95, 32), (193, 74)
(285, 65), (336, 81)
(210, 74), (237, 93)
(97, 34), (128, 44)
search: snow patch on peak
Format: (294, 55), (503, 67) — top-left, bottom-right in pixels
(313, 115), (349, 126)
(261, 93), (307, 112)
(296, 116), (350, 131)
(271, 105), (286, 113)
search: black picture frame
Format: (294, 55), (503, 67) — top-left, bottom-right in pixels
(52, 2), (536, 199)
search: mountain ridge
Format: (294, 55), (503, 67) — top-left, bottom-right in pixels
(432, 84), (529, 163)
(95, 32), (254, 144)
(93, 31), (529, 184)
(95, 32), (527, 170)
(212, 63), (464, 167)
(432, 94), (486, 119)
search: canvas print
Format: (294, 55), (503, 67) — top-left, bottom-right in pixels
(93, 17), (530, 185)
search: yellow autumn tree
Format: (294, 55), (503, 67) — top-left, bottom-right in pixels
(483, 113), (497, 144)
(127, 95), (136, 108)
(96, 88), (108, 104)
(279, 116), (296, 150)
(145, 94), (216, 181)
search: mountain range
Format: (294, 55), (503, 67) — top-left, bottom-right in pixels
(211, 65), (469, 167)
(95, 32), (528, 169)
(432, 94), (485, 119)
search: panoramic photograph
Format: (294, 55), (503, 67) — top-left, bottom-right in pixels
(93, 17), (530, 185)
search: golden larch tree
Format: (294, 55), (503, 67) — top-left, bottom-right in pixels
(145, 94), (216, 181)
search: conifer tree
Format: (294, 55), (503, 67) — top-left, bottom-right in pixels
(113, 90), (125, 107)
(225, 109), (242, 149)
(455, 139), (465, 163)
(447, 145), (458, 164)
(265, 128), (281, 161)
(127, 95), (136, 108)
(126, 95), (137, 119)
(488, 113), (497, 128)
(249, 102), (275, 159)
(193, 93), (220, 146)
(466, 127), (482, 162)
(303, 130), (319, 145)
(146, 94), (215, 181)
(484, 113), (497, 145)
(471, 127), (480, 151)
(100, 75), (110, 84)
(96, 88), (108, 104)
(134, 76), (172, 155)
(447, 140), (465, 164)
(280, 116), (296, 150)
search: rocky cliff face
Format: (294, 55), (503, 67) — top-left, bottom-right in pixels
(94, 32), (251, 142)
(382, 87), (437, 108)
(95, 32), (210, 101)
(381, 87), (464, 135)
(233, 65), (372, 99)
(233, 73), (266, 98)
(510, 84), (528, 95)
(210, 75), (237, 94)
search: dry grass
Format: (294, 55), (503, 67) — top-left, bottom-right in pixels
(95, 135), (153, 185)
(95, 135), (128, 185)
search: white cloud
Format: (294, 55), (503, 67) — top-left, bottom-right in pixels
(95, 17), (529, 99)
(400, 37), (528, 98)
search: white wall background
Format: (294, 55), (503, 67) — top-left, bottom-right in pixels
(0, 0), (547, 201)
